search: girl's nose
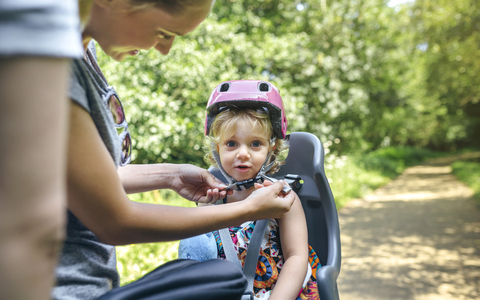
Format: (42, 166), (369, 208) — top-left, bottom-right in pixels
(236, 145), (250, 159)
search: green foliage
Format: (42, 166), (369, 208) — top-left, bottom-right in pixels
(96, 0), (479, 166)
(405, 0), (480, 149)
(451, 157), (480, 204)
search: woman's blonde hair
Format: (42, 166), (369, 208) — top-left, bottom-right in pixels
(78, 0), (93, 30)
(205, 108), (288, 175)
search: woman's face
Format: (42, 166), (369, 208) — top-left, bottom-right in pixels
(85, 0), (213, 61)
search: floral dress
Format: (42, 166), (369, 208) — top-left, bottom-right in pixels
(214, 219), (320, 299)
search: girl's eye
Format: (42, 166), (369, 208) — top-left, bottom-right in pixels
(226, 141), (237, 147)
(251, 141), (261, 147)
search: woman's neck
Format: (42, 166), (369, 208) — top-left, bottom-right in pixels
(82, 33), (93, 51)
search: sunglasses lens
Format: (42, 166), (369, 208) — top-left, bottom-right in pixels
(108, 94), (125, 125)
(121, 132), (132, 164)
(106, 89), (131, 165)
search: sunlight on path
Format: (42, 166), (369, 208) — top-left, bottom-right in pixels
(338, 156), (480, 300)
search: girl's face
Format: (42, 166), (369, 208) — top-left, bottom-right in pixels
(85, 0), (213, 61)
(218, 120), (272, 182)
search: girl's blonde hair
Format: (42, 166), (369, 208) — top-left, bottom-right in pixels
(205, 108), (288, 175)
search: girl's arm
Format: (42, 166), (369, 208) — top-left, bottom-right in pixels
(269, 192), (309, 300)
(67, 103), (295, 245)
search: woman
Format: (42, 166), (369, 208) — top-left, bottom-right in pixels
(53, 1), (296, 299)
(0, 1), (86, 300)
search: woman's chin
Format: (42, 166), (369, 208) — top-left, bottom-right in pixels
(110, 50), (138, 62)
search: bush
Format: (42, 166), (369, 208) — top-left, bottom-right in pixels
(356, 147), (442, 178)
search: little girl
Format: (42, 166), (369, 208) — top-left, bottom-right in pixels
(180, 80), (320, 300)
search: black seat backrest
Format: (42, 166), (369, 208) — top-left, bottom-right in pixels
(274, 132), (341, 269)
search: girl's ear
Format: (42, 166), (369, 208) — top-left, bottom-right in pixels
(270, 142), (276, 152)
(269, 137), (277, 152)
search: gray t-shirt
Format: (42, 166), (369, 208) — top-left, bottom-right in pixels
(52, 43), (122, 300)
(0, 0), (83, 57)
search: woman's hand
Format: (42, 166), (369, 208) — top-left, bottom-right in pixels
(169, 164), (232, 204)
(118, 163), (231, 203)
(244, 180), (296, 220)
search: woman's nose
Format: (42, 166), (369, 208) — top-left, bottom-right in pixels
(155, 37), (176, 55)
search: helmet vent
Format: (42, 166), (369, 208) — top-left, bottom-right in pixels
(220, 83), (230, 92)
(259, 83), (270, 92)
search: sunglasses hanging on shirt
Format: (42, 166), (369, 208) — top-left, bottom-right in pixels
(85, 47), (132, 167)
(103, 86), (132, 166)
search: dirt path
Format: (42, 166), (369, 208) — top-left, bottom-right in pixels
(337, 154), (480, 300)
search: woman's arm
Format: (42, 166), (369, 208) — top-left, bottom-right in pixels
(269, 193), (309, 300)
(67, 103), (295, 245)
(0, 57), (70, 300)
(118, 163), (229, 204)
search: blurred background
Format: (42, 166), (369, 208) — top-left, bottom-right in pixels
(96, 0), (480, 286)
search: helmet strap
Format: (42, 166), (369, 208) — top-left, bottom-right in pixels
(258, 151), (276, 177)
(211, 146), (237, 186)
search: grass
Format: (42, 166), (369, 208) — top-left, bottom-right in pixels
(450, 154), (480, 205)
(117, 146), (445, 284)
(325, 155), (389, 209)
(327, 147), (445, 208)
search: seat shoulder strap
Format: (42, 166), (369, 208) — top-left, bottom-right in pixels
(218, 227), (242, 269)
(215, 201), (269, 299)
(242, 219), (269, 294)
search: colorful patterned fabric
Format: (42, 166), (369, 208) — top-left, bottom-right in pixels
(214, 220), (320, 299)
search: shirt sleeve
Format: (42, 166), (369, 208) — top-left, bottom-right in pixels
(69, 59), (91, 113)
(0, 0), (83, 58)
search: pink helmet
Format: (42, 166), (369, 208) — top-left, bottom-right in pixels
(205, 80), (288, 139)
